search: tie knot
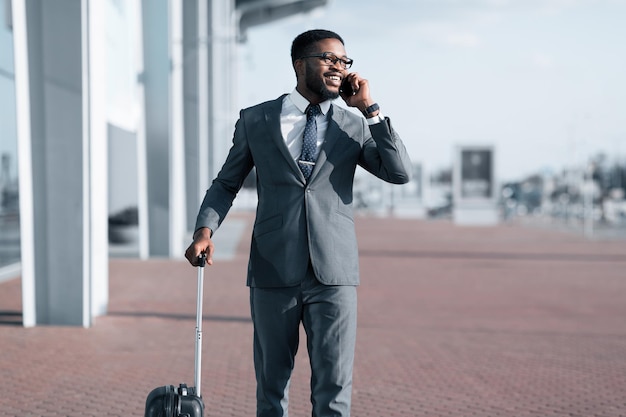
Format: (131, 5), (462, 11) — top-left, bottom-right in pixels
(306, 104), (321, 118)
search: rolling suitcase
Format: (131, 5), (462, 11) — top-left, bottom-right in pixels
(144, 255), (207, 417)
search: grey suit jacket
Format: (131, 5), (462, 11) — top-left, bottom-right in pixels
(194, 94), (412, 288)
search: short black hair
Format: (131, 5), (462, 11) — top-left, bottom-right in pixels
(291, 29), (345, 64)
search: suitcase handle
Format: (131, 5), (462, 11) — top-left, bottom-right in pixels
(194, 254), (206, 397)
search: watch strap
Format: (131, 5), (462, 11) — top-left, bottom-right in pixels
(363, 103), (380, 116)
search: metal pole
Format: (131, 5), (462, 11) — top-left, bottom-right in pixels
(584, 164), (594, 239)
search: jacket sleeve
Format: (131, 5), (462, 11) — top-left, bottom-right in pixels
(194, 112), (254, 234)
(359, 116), (412, 184)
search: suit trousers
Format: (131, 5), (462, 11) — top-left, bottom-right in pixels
(250, 264), (358, 417)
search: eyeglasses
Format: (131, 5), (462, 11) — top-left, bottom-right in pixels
(299, 52), (354, 70)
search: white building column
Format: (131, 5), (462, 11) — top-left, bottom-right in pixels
(208, 0), (237, 182)
(14, 0), (107, 327)
(142, 0), (187, 257)
(12, 0), (35, 327)
(182, 0), (237, 234)
(168, 0), (186, 257)
(181, 0), (206, 232)
(86, 0), (109, 319)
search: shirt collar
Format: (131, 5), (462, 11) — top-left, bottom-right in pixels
(289, 89), (331, 116)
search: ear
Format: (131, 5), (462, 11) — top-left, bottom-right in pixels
(294, 59), (305, 78)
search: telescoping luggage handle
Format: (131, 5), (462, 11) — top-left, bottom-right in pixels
(194, 254), (207, 398)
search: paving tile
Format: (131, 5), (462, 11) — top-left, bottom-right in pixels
(1, 214), (625, 416)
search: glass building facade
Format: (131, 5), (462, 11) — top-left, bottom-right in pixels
(0, 0), (329, 325)
(0, 0), (20, 273)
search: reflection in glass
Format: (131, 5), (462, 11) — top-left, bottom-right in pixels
(0, 2), (21, 270)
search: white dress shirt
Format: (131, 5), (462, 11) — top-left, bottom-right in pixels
(281, 89), (331, 162)
(280, 89), (383, 162)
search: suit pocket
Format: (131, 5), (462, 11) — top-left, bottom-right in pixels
(253, 214), (283, 238)
(336, 202), (354, 222)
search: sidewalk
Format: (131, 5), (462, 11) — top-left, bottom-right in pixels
(1, 213), (625, 416)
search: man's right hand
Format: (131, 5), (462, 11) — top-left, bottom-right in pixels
(185, 227), (214, 266)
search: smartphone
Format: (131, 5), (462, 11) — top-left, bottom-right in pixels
(340, 78), (354, 96)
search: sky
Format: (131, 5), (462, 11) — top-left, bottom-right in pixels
(236, 0), (626, 182)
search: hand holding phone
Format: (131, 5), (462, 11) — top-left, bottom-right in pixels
(340, 77), (355, 96)
(340, 72), (376, 115)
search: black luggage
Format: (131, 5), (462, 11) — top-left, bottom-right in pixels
(144, 256), (207, 417)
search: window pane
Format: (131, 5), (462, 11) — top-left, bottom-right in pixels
(0, 1), (21, 271)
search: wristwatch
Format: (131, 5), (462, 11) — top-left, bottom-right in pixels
(362, 103), (380, 117)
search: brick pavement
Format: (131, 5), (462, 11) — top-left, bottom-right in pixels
(1, 213), (625, 416)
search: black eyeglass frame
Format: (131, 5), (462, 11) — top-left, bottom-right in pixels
(299, 52), (354, 69)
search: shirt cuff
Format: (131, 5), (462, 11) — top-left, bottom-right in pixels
(365, 112), (385, 125)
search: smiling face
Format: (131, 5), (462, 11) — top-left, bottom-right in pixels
(295, 38), (348, 104)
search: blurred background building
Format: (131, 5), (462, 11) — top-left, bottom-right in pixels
(1, 0), (624, 327)
(0, 0), (332, 327)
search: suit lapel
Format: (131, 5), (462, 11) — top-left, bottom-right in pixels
(263, 99), (347, 184)
(309, 104), (344, 182)
(264, 95), (305, 181)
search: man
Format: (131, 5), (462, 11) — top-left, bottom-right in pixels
(185, 29), (412, 417)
